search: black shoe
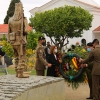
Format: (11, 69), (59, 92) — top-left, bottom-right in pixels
(86, 97), (93, 99)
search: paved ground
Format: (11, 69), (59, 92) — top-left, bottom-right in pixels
(65, 83), (91, 100)
(7, 66), (90, 100)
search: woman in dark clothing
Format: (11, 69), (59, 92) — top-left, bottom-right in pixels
(47, 45), (62, 77)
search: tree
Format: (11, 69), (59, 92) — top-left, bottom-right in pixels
(4, 0), (20, 24)
(29, 5), (93, 49)
(26, 31), (44, 50)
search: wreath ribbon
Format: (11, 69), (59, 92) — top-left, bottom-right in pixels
(70, 76), (74, 80)
(72, 57), (78, 69)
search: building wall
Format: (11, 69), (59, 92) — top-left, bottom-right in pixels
(91, 10), (100, 40)
(94, 32), (100, 40)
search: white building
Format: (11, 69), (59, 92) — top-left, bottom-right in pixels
(29, 0), (100, 47)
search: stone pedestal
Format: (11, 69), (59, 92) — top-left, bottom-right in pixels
(0, 75), (65, 100)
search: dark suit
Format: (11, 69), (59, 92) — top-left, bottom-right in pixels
(47, 53), (59, 77)
(44, 46), (50, 62)
(86, 62), (93, 98)
(83, 45), (100, 100)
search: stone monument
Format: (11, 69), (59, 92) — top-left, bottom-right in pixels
(6, 4), (65, 100)
(8, 2), (29, 78)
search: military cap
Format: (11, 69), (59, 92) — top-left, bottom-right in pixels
(87, 42), (93, 46)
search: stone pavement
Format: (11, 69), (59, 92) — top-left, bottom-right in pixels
(65, 83), (90, 100)
(0, 73), (90, 100)
(0, 75), (65, 100)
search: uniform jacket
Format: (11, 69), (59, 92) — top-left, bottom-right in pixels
(83, 45), (100, 75)
(35, 43), (48, 70)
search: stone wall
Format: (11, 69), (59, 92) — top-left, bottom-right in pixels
(0, 75), (65, 100)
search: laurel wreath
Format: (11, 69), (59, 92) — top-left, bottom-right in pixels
(56, 48), (87, 89)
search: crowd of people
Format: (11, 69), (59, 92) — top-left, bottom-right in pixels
(35, 36), (100, 100)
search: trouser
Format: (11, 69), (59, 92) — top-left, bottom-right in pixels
(92, 75), (100, 100)
(86, 71), (92, 97)
(0, 56), (5, 65)
(36, 70), (45, 76)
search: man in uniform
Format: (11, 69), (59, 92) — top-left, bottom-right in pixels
(8, 2), (29, 78)
(35, 36), (52, 76)
(85, 42), (94, 99)
(79, 39), (100, 100)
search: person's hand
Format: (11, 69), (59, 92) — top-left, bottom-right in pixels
(59, 60), (62, 63)
(79, 58), (83, 63)
(80, 64), (88, 68)
(80, 64), (85, 68)
(47, 63), (52, 67)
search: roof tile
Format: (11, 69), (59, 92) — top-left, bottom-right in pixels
(0, 24), (32, 33)
(93, 26), (100, 31)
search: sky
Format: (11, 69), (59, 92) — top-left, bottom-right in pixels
(0, 0), (100, 24)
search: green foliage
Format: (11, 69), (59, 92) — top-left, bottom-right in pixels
(66, 70), (86, 90)
(4, 0), (20, 24)
(2, 34), (7, 41)
(0, 67), (44, 76)
(72, 46), (88, 59)
(2, 40), (14, 57)
(30, 5), (93, 49)
(26, 31), (43, 49)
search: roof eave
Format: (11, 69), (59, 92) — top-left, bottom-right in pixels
(75, 0), (100, 9)
(93, 31), (100, 33)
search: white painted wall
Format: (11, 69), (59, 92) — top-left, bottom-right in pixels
(91, 11), (100, 41)
(94, 32), (100, 40)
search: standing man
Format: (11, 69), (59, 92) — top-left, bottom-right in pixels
(35, 36), (52, 76)
(8, 2), (29, 78)
(45, 41), (51, 61)
(79, 39), (100, 100)
(85, 42), (94, 99)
